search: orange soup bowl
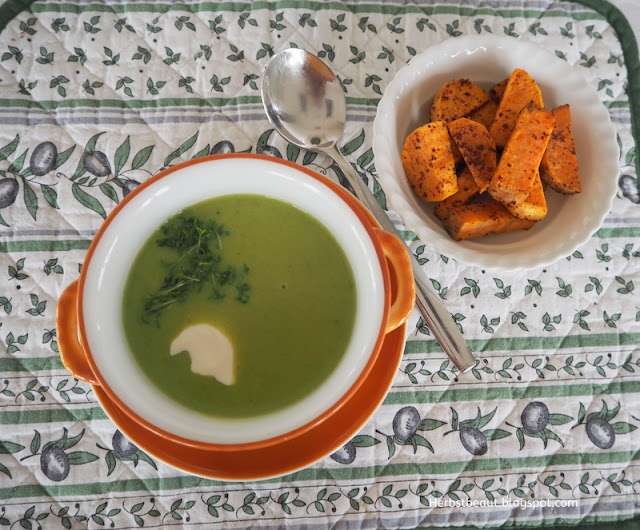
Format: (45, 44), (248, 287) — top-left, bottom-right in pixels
(56, 154), (415, 453)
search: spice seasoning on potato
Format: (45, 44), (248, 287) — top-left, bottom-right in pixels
(503, 170), (548, 221)
(448, 118), (497, 193)
(430, 79), (490, 122)
(468, 100), (499, 130)
(488, 104), (556, 207)
(434, 167), (480, 220)
(489, 69), (544, 148)
(540, 104), (581, 194)
(443, 201), (536, 241)
(402, 122), (458, 202)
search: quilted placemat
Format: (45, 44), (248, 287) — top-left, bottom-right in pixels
(0, 0), (639, 528)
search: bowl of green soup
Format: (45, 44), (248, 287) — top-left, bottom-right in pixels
(56, 154), (415, 452)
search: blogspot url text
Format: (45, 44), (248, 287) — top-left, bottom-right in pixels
(426, 498), (579, 509)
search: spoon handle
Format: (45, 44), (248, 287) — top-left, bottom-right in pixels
(328, 145), (476, 373)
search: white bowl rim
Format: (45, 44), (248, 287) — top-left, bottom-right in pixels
(372, 35), (620, 271)
(81, 155), (387, 444)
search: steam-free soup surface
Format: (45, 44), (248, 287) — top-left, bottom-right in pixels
(122, 194), (357, 418)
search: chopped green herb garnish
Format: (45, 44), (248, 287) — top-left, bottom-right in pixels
(142, 214), (250, 322)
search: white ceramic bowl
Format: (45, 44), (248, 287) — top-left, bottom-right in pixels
(372, 35), (619, 270)
(57, 155), (414, 449)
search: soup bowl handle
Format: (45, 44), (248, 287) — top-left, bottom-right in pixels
(56, 280), (100, 385)
(373, 229), (416, 334)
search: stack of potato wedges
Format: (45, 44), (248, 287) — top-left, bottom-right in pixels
(401, 68), (581, 241)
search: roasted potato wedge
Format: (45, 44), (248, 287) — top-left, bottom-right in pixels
(488, 104), (555, 207)
(490, 69), (544, 148)
(430, 79), (490, 122)
(448, 118), (497, 193)
(443, 201), (536, 241)
(402, 121), (458, 202)
(540, 104), (581, 194)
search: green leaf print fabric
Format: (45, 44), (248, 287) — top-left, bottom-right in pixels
(0, 0), (639, 528)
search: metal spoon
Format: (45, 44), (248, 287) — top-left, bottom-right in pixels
(261, 48), (476, 373)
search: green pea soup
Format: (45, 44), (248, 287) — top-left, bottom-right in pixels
(122, 194), (357, 419)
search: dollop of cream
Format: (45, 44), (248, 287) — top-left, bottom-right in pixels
(170, 324), (235, 385)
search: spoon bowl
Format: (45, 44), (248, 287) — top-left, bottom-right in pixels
(262, 48), (346, 151)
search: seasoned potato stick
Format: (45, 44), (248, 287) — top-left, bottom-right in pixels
(503, 171), (547, 221)
(468, 100), (498, 130)
(402, 122), (458, 201)
(448, 118), (497, 193)
(540, 104), (581, 194)
(430, 79), (490, 122)
(434, 167), (480, 220)
(489, 78), (508, 103)
(488, 104), (555, 206)
(489, 69), (544, 148)
(443, 201), (536, 241)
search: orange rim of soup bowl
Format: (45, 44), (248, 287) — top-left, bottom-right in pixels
(75, 153), (397, 452)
